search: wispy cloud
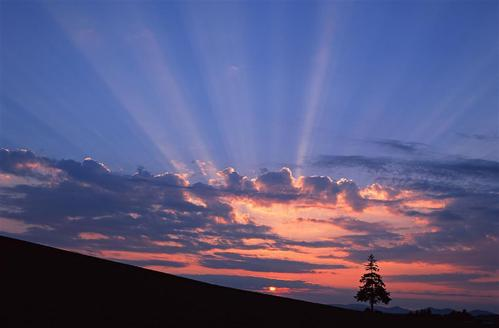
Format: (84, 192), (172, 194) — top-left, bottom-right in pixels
(369, 139), (427, 154)
(456, 132), (499, 142)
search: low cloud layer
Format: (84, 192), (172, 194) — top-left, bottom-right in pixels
(1, 148), (498, 311)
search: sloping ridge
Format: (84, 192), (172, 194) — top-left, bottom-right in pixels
(0, 236), (491, 327)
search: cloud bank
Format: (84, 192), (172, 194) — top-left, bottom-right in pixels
(1, 148), (498, 310)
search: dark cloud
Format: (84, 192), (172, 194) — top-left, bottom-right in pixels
(294, 217), (401, 248)
(339, 233), (403, 248)
(330, 217), (387, 233)
(336, 179), (367, 211)
(287, 239), (346, 249)
(370, 139), (427, 153)
(314, 151), (499, 267)
(0, 148), (57, 179)
(217, 167), (256, 192)
(386, 273), (484, 283)
(255, 167), (297, 194)
(345, 236), (499, 270)
(299, 176), (340, 201)
(201, 252), (347, 273)
(314, 155), (499, 185)
(383, 273), (499, 297)
(345, 244), (427, 264)
(456, 132), (499, 142)
(399, 193), (499, 270)
(314, 155), (389, 172)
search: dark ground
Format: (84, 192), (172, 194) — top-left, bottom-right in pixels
(1, 236), (497, 327)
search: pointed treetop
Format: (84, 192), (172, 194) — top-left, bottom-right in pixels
(365, 254), (379, 272)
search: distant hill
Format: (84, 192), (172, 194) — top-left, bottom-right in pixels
(0, 236), (497, 328)
(332, 303), (411, 314)
(333, 304), (497, 317)
(470, 310), (499, 317)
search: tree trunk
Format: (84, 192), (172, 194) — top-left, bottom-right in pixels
(370, 300), (374, 312)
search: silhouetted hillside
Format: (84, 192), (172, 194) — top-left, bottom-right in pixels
(0, 236), (496, 327)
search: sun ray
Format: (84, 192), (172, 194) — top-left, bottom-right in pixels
(295, 7), (336, 176)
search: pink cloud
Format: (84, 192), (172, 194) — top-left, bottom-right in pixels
(78, 232), (110, 240)
(0, 217), (52, 234)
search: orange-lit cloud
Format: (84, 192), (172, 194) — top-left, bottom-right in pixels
(1, 148), (498, 311)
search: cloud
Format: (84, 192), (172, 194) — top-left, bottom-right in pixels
(386, 273), (499, 296)
(297, 175), (339, 201)
(255, 167), (298, 194)
(456, 132), (499, 142)
(0, 217), (52, 234)
(386, 273), (484, 283)
(0, 148), (61, 180)
(314, 154), (499, 185)
(329, 217), (387, 233)
(370, 139), (427, 153)
(314, 155), (390, 172)
(216, 167), (256, 192)
(78, 232), (110, 240)
(1, 150), (292, 261)
(200, 252), (347, 273)
(335, 179), (367, 211)
(293, 216), (401, 247)
(1, 148), (498, 292)
(214, 167), (366, 211)
(345, 235), (499, 270)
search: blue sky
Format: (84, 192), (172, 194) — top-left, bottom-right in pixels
(1, 0), (498, 312)
(1, 0), (497, 175)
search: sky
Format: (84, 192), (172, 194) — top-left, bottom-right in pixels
(1, 0), (498, 312)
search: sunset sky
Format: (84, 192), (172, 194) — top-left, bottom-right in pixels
(1, 0), (498, 312)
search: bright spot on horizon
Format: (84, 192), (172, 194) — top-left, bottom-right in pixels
(268, 286), (277, 292)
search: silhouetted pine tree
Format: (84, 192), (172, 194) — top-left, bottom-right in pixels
(355, 254), (391, 311)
